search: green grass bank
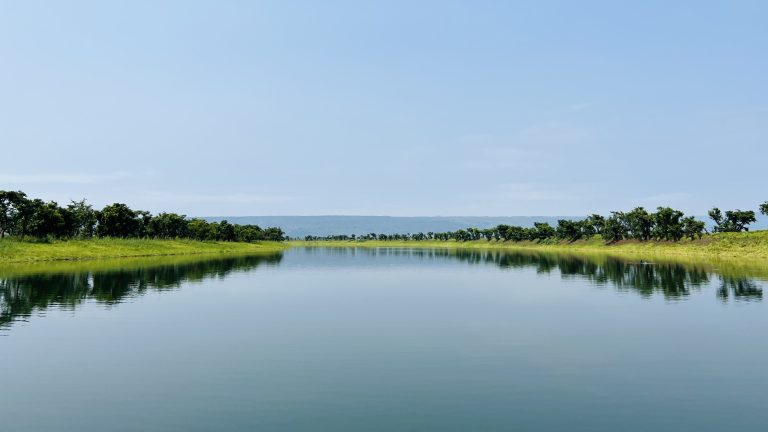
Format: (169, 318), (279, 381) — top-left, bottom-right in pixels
(3, 231), (767, 266)
(293, 230), (768, 260)
(0, 238), (287, 264)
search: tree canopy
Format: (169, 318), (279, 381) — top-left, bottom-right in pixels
(0, 190), (285, 242)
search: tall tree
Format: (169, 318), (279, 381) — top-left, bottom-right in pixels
(556, 219), (583, 241)
(67, 199), (98, 238)
(0, 190), (28, 237)
(217, 220), (237, 241)
(24, 200), (67, 238)
(625, 207), (653, 241)
(532, 222), (555, 241)
(585, 214), (606, 234)
(709, 208), (756, 232)
(149, 213), (189, 238)
(97, 203), (140, 238)
(652, 207), (684, 241)
(602, 214), (627, 243)
(682, 216), (706, 240)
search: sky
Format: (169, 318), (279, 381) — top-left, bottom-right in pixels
(1, 0), (766, 217)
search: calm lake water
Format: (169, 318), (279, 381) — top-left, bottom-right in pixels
(2, 247), (767, 431)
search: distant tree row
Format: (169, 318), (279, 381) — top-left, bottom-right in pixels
(305, 203), (768, 243)
(0, 190), (285, 242)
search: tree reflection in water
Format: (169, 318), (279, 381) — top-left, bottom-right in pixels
(302, 247), (764, 302)
(0, 254), (283, 329)
(1, 248), (762, 329)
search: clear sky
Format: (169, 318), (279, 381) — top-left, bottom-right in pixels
(1, 1), (766, 216)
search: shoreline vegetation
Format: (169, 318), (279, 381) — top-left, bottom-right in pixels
(0, 190), (287, 242)
(0, 238), (287, 264)
(293, 230), (768, 260)
(294, 202), (768, 263)
(0, 232), (767, 277)
(1, 234), (767, 280)
(2, 189), (767, 265)
(0, 189), (289, 264)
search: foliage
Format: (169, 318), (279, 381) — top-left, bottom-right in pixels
(0, 190), (27, 237)
(97, 203), (141, 238)
(67, 199), (98, 237)
(0, 190), (285, 242)
(709, 208), (756, 232)
(652, 207), (684, 241)
(681, 216), (706, 240)
(602, 213), (627, 243)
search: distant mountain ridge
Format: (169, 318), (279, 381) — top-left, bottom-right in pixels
(202, 215), (768, 238)
(201, 216), (584, 238)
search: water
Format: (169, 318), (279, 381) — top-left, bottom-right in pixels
(1, 248), (767, 431)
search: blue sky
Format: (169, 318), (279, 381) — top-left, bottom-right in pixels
(1, 1), (766, 216)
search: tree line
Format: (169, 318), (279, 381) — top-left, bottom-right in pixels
(0, 190), (285, 242)
(305, 203), (768, 243)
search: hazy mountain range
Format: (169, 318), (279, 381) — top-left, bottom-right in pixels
(202, 215), (768, 238)
(201, 216), (576, 238)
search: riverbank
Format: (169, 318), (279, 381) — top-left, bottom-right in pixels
(3, 231), (767, 265)
(0, 238), (287, 263)
(292, 230), (768, 260)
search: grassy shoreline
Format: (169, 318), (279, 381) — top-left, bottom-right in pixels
(291, 231), (768, 260)
(2, 231), (767, 265)
(0, 238), (287, 264)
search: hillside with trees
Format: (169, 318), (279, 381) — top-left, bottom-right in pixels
(304, 203), (768, 244)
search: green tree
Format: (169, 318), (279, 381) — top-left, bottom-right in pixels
(495, 224), (512, 241)
(217, 220), (237, 241)
(556, 219), (583, 241)
(709, 208), (756, 232)
(24, 200), (67, 238)
(579, 219), (597, 238)
(602, 214), (627, 243)
(67, 199), (98, 238)
(532, 222), (555, 241)
(0, 190), (29, 237)
(681, 216), (706, 240)
(135, 210), (153, 237)
(760, 201), (768, 216)
(625, 207), (653, 241)
(262, 227), (285, 241)
(97, 203), (140, 237)
(187, 218), (213, 240)
(234, 224), (263, 242)
(585, 214), (605, 234)
(148, 213), (189, 238)
(652, 207), (684, 241)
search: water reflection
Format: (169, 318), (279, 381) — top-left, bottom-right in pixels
(0, 254), (283, 329)
(299, 247), (764, 301)
(718, 277), (763, 301)
(1, 248), (763, 330)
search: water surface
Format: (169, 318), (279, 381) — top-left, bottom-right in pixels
(1, 248), (766, 431)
